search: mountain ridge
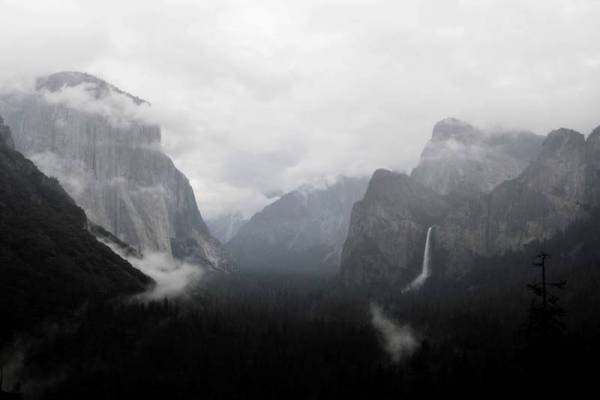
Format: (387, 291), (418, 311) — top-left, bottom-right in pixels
(411, 118), (544, 197)
(227, 176), (368, 274)
(341, 119), (597, 285)
(0, 71), (229, 272)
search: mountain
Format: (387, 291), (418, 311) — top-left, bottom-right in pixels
(0, 72), (228, 271)
(438, 128), (590, 274)
(584, 125), (600, 206)
(411, 118), (544, 197)
(0, 116), (151, 343)
(206, 213), (248, 243)
(226, 176), (368, 274)
(340, 170), (450, 285)
(341, 119), (596, 285)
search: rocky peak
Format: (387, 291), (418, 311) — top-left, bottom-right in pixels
(0, 116), (14, 150)
(431, 118), (481, 144)
(586, 125), (600, 149)
(371, 168), (397, 180)
(367, 169), (424, 202)
(412, 119), (543, 196)
(525, 129), (584, 176)
(516, 128), (586, 203)
(36, 71), (148, 105)
(364, 169), (449, 225)
(539, 128), (585, 159)
(367, 168), (403, 193)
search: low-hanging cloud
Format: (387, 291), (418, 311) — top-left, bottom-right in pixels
(370, 302), (419, 363)
(130, 252), (205, 300)
(41, 82), (160, 129)
(2, 0), (600, 219)
(101, 241), (205, 300)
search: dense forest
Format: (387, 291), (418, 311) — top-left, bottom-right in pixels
(3, 209), (600, 399)
(0, 135), (150, 348)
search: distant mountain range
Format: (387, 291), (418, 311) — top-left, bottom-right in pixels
(226, 177), (368, 274)
(207, 213), (248, 244)
(3, 70), (598, 292)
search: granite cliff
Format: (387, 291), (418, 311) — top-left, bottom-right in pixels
(340, 170), (449, 285)
(0, 72), (228, 271)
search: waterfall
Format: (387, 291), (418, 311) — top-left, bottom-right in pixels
(402, 226), (433, 293)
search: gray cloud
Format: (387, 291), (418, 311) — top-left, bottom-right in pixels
(2, 0), (600, 218)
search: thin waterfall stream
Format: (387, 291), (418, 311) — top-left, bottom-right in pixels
(402, 226), (433, 293)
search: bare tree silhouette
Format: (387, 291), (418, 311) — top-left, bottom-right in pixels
(525, 251), (567, 364)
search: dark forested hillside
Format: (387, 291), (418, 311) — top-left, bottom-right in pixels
(7, 205), (600, 399)
(0, 117), (151, 345)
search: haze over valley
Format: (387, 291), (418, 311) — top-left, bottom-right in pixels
(1, 1), (600, 399)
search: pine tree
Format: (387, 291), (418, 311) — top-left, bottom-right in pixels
(524, 251), (567, 373)
(527, 252), (566, 339)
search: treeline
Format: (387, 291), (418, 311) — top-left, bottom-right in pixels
(6, 209), (600, 399)
(8, 265), (599, 399)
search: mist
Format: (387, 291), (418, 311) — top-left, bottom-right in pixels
(2, 0), (600, 219)
(101, 242), (205, 300)
(370, 303), (419, 363)
(3, 1), (600, 398)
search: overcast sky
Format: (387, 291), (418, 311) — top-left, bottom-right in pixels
(1, 0), (600, 218)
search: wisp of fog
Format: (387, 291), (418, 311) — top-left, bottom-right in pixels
(370, 302), (419, 363)
(101, 241), (204, 300)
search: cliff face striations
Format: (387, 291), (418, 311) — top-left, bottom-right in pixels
(0, 72), (228, 271)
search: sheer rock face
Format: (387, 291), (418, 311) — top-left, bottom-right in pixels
(340, 170), (450, 285)
(0, 72), (228, 271)
(411, 118), (544, 197)
(226, 177), (368, 274)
